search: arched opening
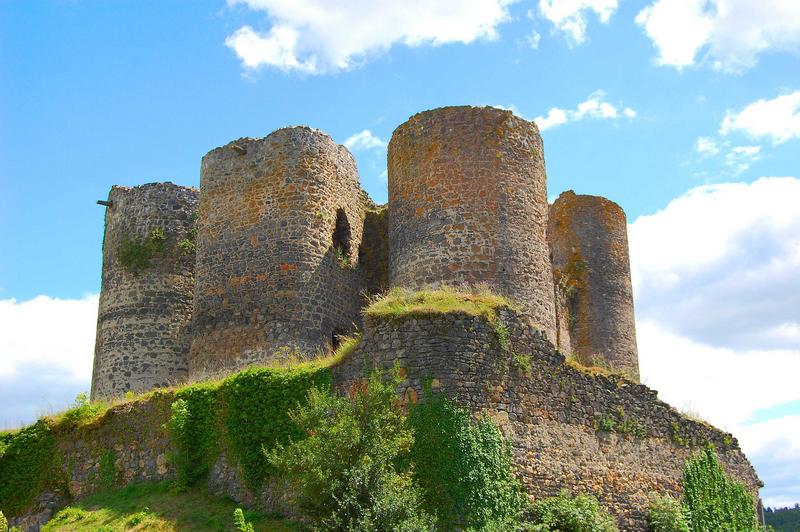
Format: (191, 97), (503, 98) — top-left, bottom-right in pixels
(332, 208), (352, 258)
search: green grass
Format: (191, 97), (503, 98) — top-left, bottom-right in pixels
(364, 286), (517, 322)
(41, 482), (300, 531)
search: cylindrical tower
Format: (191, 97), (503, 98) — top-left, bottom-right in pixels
(190, 127), (364, 376)
(547, 190), (639, 380)
(388, 106), (557, 341)
(91, 182), (199, 400)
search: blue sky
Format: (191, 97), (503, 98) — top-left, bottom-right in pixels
(1, 0), (799, 508)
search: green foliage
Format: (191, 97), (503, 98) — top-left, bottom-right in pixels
(42, 481), (299, 531)
(267, 369), (433, 531)
(0, 420), (56, 515)
(494, 320), (510, 351)
(595, 406), (646, 438)
(333, 245), (350, 267)
(61, 392), (105, 425)
(647, 493), (690, 532)
(528, 491), (618, 532)
(220, 366), (333, 492)
(682, 445), (759, 532)
(116, 226), (167, 275)
(0, 510), (7, 532)
(408, 389), (527, 530)
(169, 384), (218, 488)
(365, 286), (517, 323)
(233, 508), (255, 532)
(765, 505), (800, 532)
(99, 450), (116, 490)
(512, 351), (532, 374)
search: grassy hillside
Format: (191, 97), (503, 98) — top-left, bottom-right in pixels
(41, 482), (299, 531)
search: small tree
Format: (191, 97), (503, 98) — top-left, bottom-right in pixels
(232, 508), (254, 532)
(529, 491), (618, 532)
(682, 445), (759, 532)
(266, 369), (432, 531)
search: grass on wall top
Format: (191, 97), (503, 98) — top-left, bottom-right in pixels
(364, 286), (518, 323)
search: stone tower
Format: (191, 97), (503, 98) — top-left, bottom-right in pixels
(189, 127), (364, 376)
(388, 106), (557, 342)
(548, 190), (639, 380)
(91, 182), (199, 400)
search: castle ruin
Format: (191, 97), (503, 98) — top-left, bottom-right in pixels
(91, 105), (639, 398)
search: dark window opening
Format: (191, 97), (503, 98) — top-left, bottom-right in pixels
(332, 208), (352, 256)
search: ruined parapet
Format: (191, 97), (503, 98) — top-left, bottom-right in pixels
(91, 182), (198, 400)
(548, 190), (639, 380)
(387, 106), (557, 342)
(190, 127), (364, 375)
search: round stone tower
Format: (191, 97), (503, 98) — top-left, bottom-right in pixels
(190, 127), (364, 376)
(547, 190), (639, 380)
(91, 182), (199, 400)
(388, 106), (557, 341)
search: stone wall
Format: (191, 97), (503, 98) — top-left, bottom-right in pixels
(358, 205), (389, 302)
(91, 183), (198, 400)
(190, 127), (365, 375)
(548, 191), (640, 380)
(332, 310), (760, 530)
(387, 106), (558, 343)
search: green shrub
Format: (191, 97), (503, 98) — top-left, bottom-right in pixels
(220, 366), (332, 492)
(0, 420), (56, 515)
(682, 445), (758, 532)
(0, 510), (7, 532)
(99, 450), (116, 490)
(233, 508), (254, 532)
(648, 493), (690, 532)
(117, 227), (167, 275)
(267, 369), (433, 531)
(528, 491), (618, 532)
(61, 392), (105, 425)
(408, 390), (527, 530)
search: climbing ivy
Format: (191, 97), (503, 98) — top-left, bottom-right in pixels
(0, 421), (56, 515)
(682, 445), (759, 532)
(407, 387), (527, 530)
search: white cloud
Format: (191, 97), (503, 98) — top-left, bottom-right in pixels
(631, 177), (800, 506)
(533, 90), (636, 131)
(720, 91), (800, 144)
(343, 130), (387, 151)
(525, 29), (542, 49)
(538, 0), (618, 46)
(0, 295), (98, 427)
(225, 0), (517, 73)
(630, 176), (800, 351)
(696, 136), (720, 156)
(724, 145), (761, 173)
(636, 0), (800, 72)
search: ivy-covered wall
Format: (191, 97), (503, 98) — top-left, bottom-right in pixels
(1, 305), (761, 531)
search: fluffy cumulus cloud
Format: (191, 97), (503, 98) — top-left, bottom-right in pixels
(720, 91), (800, 144)
(636, 0), (800, 72)
(533, 90), (636, 130)
(538, 0), (618, 46)
(343, 130), (387, 151)
(225, 0), (516, 73)
(0, 295), (98, 427)
(630, 176), (800, 505)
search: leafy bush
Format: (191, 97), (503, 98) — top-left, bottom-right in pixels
(117, 227), (167, 275)
(61, 392), (105, 425)
(408, 390), (527, 530)
(233, 508), (254, 532)
(0, 421), (56, 515)
(648, 493), (690, 532)
(0, 510), (7, 532)
(267, 369), (433, 531)
(528, 491), (618, 532)
(682, 445), (759, 532)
